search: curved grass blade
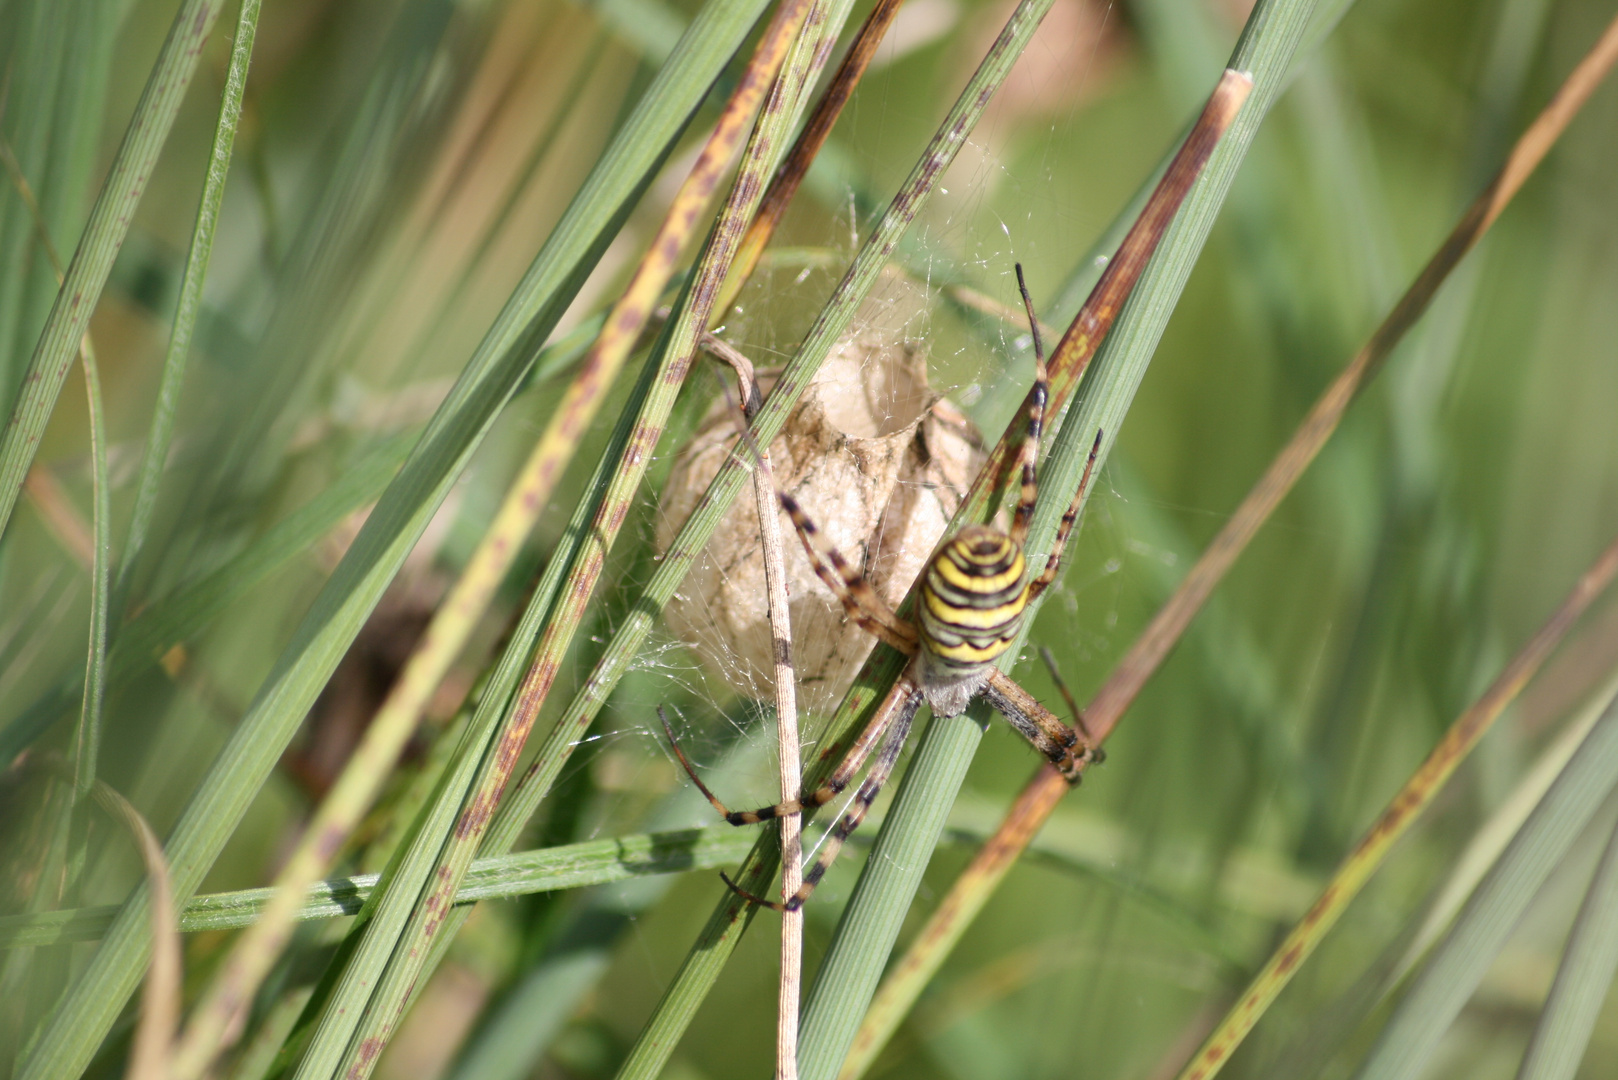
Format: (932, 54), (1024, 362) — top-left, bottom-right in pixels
(0, 0), (228, 539)
(13, 2), (775, 1075)
(71, 340), (108, 803)
(843, 12), (1618, 1076)
(115, 0), (262, 611)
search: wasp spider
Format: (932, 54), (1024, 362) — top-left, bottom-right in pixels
(666, 265), (1103, 911)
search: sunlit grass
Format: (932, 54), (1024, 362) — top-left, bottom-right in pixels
(3, 1), (1618, 1079)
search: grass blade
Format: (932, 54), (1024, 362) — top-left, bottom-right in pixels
(0, 825), (759, 948)
(0, 0), (228, 538)
(115, 0), (262, 609)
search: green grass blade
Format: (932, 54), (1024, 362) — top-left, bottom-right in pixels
(0, 825), (758, 948)
(12, 0), (770, 1072)
(0, 0), (227, 539)
(1514, 807), (1618, 1080)
(795, 1), (1318, 1075)
(70, 341), (108, 803)
(0, 1), (117, 406)
(115, 0), (261, 609)
(1354, 687), (1618, 1080)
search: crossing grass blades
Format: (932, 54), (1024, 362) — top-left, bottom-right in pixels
(664, 68), (1253, 913)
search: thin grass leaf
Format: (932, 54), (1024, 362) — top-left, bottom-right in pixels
(1353, 686), (1618, 1080)
(1513, 804), (1618, 1080)
(115, 0), (261, 610)
(0, 825), (759, 949)
(13, 0), (774, 1073)
(2, 75), (116, 809)
(0, 2), (118, 405)
(0, 0), (228, 538)
(70, 339), (107, 803)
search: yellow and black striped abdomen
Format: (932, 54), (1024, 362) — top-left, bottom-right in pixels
(917, 525), (1028, 677)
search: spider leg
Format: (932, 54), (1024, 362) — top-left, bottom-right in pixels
(723, 684), (925, 912)
(1008, 263), (1049, 550)
(1022, 427), (1103, 605)
(720, 389), (919, 656)
(981, 668), (1100, 783)
(777, 490), (918, 655)
(659, 678), (910, 826)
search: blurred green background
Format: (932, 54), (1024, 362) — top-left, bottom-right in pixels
(3, 0), (1618, 1078)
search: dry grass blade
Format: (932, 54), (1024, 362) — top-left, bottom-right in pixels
(86, 785), (181, 1080)
(731, 362), (806, 1080)
(13, 765), (185, 1080)
(161, 6), (818, 1077)
(720, 0), (905, 310)
(844, 14), (1618, 1077)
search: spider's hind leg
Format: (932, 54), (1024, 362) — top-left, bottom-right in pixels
(723, 684), (925, 913)
(981, 668), (1101, 783)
